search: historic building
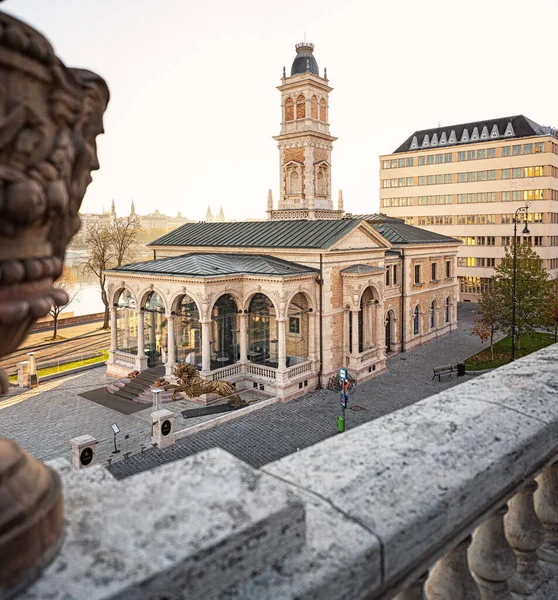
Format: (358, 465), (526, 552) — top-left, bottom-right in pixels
(380, 116), (558, 301)
(104, 43), (460, 401)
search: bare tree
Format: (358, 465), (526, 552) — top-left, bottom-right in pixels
(82, 222), (115, 329)
(110, 215), (141, 266)
(48, 268), (80, 339)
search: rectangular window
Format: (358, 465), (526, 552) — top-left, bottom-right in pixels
(502, 169), (511, 179)
(477, 258), (485, 268)
(444, 215), (453, 225)
(428, 155), (435, 165)
(487, 170), (496, 180)
(407, 157), (414, 166)
(477, 171), (486, 181)
(382, 160), (390, 169)
(502, 191), (511, 201)
(467, 150), (476, 160)
(386, 267), (390, 286)
(393, 265), (398, 285)
(512, 168), (522, 178)
(457, 215), (466, 224)
(382, 180), (390, 188)
(458, 173), (467, 183)
(477, 149), (486, 159)
(467, 193), (476, 203)
(414, 265), (421, 284)
(431, 263), (437, 281)
(487, 236), (495, 246)
(444, 153), (453, 163)
(399, 178), (405, 187)
(535, 189), (544, 200)
(458, 194), (466, 204)
(467, 215), (475, 225)
(406, 177), (413, 186)
(419, 176), (426, 186)
(513, 145), (521, 156)
(445, 194), (452, 204)
(487, 148), (496, 158)
(289, 316), (300, 334)
(487, 192), (496, 202)
(418, 216), (426, 225)
(419, 156), (426, 166)
(477, 214), (486, 225)
(486, 214), (496, 224)
(467, 172), (476, 182)
(458, 151), (466, 161)
(502, 236), (511, 246)
(477, 236), (486, 245)
(502, 146), (511, 157)
(427, 215), (435, 225)
(534, 213), (543, 223)
(534, 236), (543, 246)
(435, 174), (443, 184)
(524, 166), (534, 177)
(524, 190), (533, 201)
(391, 159), (398, 168)
(399, 158), (405, 168)
(477, 192), (486, 203)
(535, 142), (544, 153)
(446, 261), (451, 278)
(391, 179), (398, 187)
(534, 166), (544, 176)
(512, 191), (522, 201)
(457, 257), (466, 267)
(524, 144), (533, 154)
(467, 257), (476, 267)
(436, 195), (444, 205)
(501, 214), (512, 224)
(435, 154), (443, 164)
(487, 258), (495, 267)
(427, 175), (435, 185)
(444, 173), (452, 184)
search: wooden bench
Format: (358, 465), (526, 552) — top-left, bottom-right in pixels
(432, 364), (454, 382)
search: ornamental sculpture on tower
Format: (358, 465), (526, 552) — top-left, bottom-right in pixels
(0, 6), (109, 595)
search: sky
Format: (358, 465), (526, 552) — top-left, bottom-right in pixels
(4, 0), (558, 221)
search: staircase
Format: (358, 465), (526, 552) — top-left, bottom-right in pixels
(107, 367), (165, 402)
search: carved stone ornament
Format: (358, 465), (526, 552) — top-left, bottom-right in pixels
(0, 8), (109, 596)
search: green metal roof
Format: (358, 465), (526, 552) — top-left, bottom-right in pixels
(149, 219), (362, 249)
(370, 222), (458, 245)
(109, 253), (318, 278)
(340, 264), (385, 274)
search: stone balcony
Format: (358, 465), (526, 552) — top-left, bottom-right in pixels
(16, 344), (558, 599)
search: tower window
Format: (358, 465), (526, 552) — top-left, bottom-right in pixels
(319, 98), (326, 122)
(285, 98), (294, 122)
(316, 165), (328, 196)
(296, 95), (306, 119)
(311, 95), (318, 119)
(288, 169), (301, 194)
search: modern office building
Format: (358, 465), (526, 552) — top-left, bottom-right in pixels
(380, 116), (558, 301)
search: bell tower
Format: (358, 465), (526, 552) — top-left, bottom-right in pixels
(269, 42), (341, 220)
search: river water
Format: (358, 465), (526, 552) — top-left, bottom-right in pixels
(71, 283), (105, 316)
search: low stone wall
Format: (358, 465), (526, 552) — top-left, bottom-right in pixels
(18, 344), (558, 599)
(30, 312), (105, 332)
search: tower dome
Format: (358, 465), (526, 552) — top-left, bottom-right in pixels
(290, 42), (319, 76)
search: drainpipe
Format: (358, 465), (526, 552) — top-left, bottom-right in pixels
(153, 250), (156, 260)
(317, 253), (324, 388)
(400, 250), (406, 352)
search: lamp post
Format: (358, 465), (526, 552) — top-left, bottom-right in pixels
(511, 202), (531, 361)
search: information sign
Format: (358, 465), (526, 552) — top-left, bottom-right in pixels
(161, 419), (171, 437)
(339, 367), (347, 380)
(80, 447), (93, 466)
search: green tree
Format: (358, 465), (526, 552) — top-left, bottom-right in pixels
(472, 285), (502, 360)
(493, 242), (553, 351)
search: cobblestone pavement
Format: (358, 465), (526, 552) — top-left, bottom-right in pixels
(108, 303), (485, 479)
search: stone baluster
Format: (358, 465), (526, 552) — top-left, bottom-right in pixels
(536, 461), (558, 563)
(110, 306), (117, 351)
(425, 536), (480, 600)
(239, 313), (248, 363)
(393, 572), (427, 600)
(351, 309), (359, 355)
(469, 505), (516, 599)
(200, 319), (211, 373)
(505, 479), (549, 594)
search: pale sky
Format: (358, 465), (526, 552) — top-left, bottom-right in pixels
(4, 0), (557, 221)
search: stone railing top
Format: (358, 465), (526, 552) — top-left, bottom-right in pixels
(18, 344), (558, 600)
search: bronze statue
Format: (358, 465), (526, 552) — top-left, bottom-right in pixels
(0, 9), (109, 595)
(164, 362), (248, 409)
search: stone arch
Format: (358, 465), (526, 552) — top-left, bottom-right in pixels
(243, 290), (280, 315)
(208, 290), (242, 316)
(311, 95), (318, 119)
(210, 293), (240, 368)
(284, 97), (294, 122)
(285, 288), (316, 313)
(296, 94), (306, 119)
(171, 292), (202, 367)
(111, 284), (138, 308)
(138, 286), (169, 313)
(358, 284), (380, 305)
(169, 290), (202, 315)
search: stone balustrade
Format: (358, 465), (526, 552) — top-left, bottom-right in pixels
(18, 344), (558, 599)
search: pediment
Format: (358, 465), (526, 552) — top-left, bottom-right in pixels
(330, 221), (392, 251)
(284, 159), (304, 167)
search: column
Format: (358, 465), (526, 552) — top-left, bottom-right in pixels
(469, 506), (516, 599)
(110, 306), (117, 351)
(239, 313), (248, 363)
(308, 312), (316, 366)
(200, 319), (211, 373)
(425, 536), (480, 600)
(277, 317), (287, 371)
(535, 461), (558, 562)
(166, 314), (176, 376)
(137, 310), (145, 356)
(375, 303), (383, 350)
(351, 310), (359, 355)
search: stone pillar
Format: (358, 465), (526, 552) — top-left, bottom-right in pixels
(393, 573), (427, 600)
(277, 317), (287, 372)
(308, 312), (316, 367)
(166, 314), (176, 376)
(505, 479), (549, 594)
(535, 461), (558, 563)
(27, 352), (38, 388)
(469, 505), (516, 599)
(239, 313), (248, 363)
(135, 309), (148, 371)
(375, 303), (383, 350)
(425, 536), (480, 600)
(70, 435), (98, 470)
(17, 361), (29, 388)
(351, 310), (360, 355)
(151, 409), (175, 449)
(200, 319), (211, 374)
(110, 306), (118, 351)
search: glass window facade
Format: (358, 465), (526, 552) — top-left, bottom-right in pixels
(143, 291), (167, 367)
(211, 294), (239, 369)
(116, 289), (138, 355)
(174, 294), (201, 368)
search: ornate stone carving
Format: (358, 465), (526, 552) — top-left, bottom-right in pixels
(0, 9), (109, 595)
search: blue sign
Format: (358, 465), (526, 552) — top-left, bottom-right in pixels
(340, 393), (348, 409)
(339, 367), (347, 380)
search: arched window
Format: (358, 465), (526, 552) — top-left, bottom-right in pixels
(296, 95), (306, 119)
(311, 95), (318, 119)
(211, 294), (238, 368)
(248, 294), (276, 366)
(288, 169), (300, 194)
(316, 166), (327, 196)
(445, 297), (450, 323)
(116, 289), (137, 355)
(143, 291), (167, 368)
(288, 292), (310, 364)
(413, 306), (420, 335)
(430, 301), (436, 329)
(359, 287), (376, 352)
(284, 97), (294, 122)
(319, 98), (327, 122)
(174, 294), (201, 368)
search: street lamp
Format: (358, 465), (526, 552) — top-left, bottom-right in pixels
(511, 202), (531, 361)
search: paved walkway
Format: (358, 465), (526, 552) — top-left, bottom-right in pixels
(108, 303), (485, 479)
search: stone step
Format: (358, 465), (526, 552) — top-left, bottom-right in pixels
(124, 381), (151, 392)
(114, 389), (139, 401)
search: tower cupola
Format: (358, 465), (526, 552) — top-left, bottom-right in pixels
(291, 42), (319, 76)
